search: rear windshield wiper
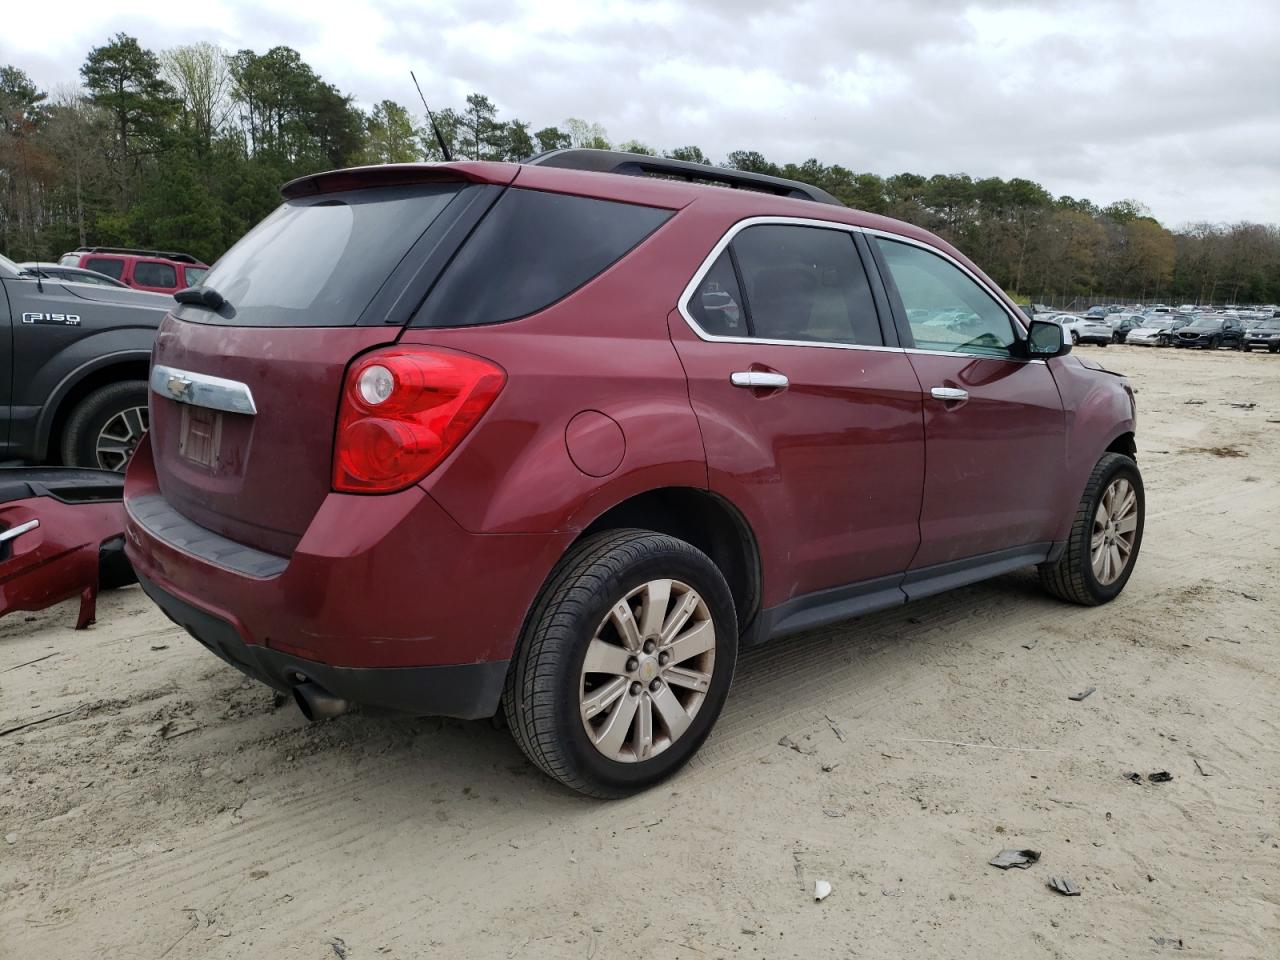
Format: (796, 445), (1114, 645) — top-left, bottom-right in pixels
(174, 286), (226, 309)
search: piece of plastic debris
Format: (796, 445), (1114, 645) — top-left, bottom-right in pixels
(330, 938), (348, 960)
(820, 762), (838, 773)
(825, 714), (847, 742)
(778, 735), (816, 756)
(822, 808), (844, 818)
(1150, 936), (1185, 949)
(1123, 772), (1143, 784)
(814, 879), (832, 901)
(989, 849), (1040, 869)
(1148, 771), (1173, 783)
(1183, 399), (1205, 405)
(1021, 637), (1039, 650)
(1193, 759), (1210, 777)
(1228, 402), (1256, 409)
(1068, 686), (1096, 701)
(1047, 876), (1081, 896)
(4, 832), (16, 845)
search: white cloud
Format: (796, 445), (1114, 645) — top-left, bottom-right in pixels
(3, 0), (1275, 225)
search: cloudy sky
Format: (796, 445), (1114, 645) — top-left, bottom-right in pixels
(4, 0), (1277, 226)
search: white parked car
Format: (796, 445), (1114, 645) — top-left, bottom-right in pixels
(1051, 314), (1113, 346)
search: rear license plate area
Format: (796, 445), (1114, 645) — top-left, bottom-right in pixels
(179, 405), (223, 468)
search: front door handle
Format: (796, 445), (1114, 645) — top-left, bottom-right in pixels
(930, 387), (968, 402)
(731, 371), (789, 389)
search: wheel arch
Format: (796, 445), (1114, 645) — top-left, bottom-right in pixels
(38, 352), (151, 462)
(576, 486), (762, 634)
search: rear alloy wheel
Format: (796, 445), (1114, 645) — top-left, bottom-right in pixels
(60, 381), (150, 471)
(1039, 453), (1144, 605)
(504, 529), (736, 798)
(1070, 331), (1080, 345)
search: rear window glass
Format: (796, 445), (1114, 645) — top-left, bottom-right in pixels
(184, 266), (208, 286)
(190, 184), (461, 327)
(414, 189), (672, 328)
(85, 257), (125, 280)
(134, 261), (177, 288)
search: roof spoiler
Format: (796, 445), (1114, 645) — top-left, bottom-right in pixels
(523, 148), (844, 207)
(281, 162), (517, 199)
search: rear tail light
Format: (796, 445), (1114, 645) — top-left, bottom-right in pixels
(333, 346), (506, 493)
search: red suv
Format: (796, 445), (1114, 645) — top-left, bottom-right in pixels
(58, 247), (208, 295)
(123, 151), (1144, 797)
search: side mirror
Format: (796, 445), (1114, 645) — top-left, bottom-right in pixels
(1025, 319), (1071, 358)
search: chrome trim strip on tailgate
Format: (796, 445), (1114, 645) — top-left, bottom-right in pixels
(150, 364), (258, 415)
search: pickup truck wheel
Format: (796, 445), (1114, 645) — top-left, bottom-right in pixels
(60, 381), (149, 471)
(1242, 344), (1252, 352)
(1039, 453), (1144, 606)
(504, 529), (737, 798)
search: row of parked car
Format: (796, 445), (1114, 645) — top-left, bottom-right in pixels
(1036, 306), (1280, 353)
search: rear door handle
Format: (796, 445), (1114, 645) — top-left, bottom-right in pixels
(930, 387), (968, 401)
(0, 519), (39, 544)
(731, 371), (789, 389)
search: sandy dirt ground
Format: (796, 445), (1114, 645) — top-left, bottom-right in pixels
(2, 345), (1277, 960)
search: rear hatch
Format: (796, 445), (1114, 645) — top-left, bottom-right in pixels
(148, 176), (500, 556)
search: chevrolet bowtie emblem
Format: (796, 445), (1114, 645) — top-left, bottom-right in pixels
(167, 375), (194, 401)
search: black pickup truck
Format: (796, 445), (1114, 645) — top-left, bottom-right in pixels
(1, 253), (171, 470)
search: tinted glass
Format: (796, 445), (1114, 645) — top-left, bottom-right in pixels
(134, 261), (177, 288)
(194, 184), (461, 327)
(59, 254), (80, 266)
(85, 257), (125, 280)
(184, 266), (208, 286)
(875, 238), (1016, 357)
(416, 189), (671, 327)
(687, 251), (747, 336)
(732, 225), (882, 345)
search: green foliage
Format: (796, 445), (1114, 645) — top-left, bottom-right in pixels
(0, 36), (1275, 305)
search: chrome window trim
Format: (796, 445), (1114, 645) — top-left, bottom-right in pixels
(676, 215), (1038, 364)
(150, 364), (258, 415)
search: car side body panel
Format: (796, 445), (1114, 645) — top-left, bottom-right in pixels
(1045, 355), (1137, 542)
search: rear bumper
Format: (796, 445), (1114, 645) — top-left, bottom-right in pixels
(123, 435), (571, 716)
(136, 572), (507, 718)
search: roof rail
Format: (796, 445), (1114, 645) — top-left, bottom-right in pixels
(524, 149), (844, 207)
(70, 246), (202, 264)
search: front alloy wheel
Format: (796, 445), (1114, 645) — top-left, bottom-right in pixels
(1090, 477), (1139, 585)
(1039, 452), (1144, 605)
(505, 530), (737, 798)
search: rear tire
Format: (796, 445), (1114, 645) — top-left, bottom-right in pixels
(1070, 331), (1079, 345)
(1039, 453), (1144, 606)
(60, 381), (149, 471)
(504, 529), (737, 798)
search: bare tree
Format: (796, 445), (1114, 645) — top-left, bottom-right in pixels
(161, 41), (231, 152)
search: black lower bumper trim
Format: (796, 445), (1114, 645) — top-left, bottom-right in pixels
(136, 573), (508, 720)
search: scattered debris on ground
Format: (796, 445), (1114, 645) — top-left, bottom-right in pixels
(1047, 876), (1081, 896)
(1148, 771), (1173, 783)
(1021, 637), (1039, 650)
(1180, 445), (1247, 458)
(1124, 772), (1143, 784)
(1193, 758), (1210, 777)
(778, 735), (816, 756)
(825, 714), (846, 742)
(1068, 686), (1096, 701)
(814, 880), (832, 901)
(989, 849), (1040, 870)
(1150, 936), (1185, 949)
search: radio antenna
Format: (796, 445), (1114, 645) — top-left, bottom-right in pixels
(411, 70), (453, 162)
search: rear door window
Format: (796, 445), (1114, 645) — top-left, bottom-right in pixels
(134, 261), (178, 288)
(414, 189), (672, 327)
(84, 257), (125, 280)
(732, 225), (882, 345)
(685, 226), (884, 346)
(190, 183), (463, 327)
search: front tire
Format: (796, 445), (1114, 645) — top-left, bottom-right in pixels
(504, 530), (737, 798)
(1039, 453), (1144, 606)
(59, 381), (149, 471)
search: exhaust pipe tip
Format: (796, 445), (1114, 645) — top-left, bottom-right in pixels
(292, 681), (350, 721)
